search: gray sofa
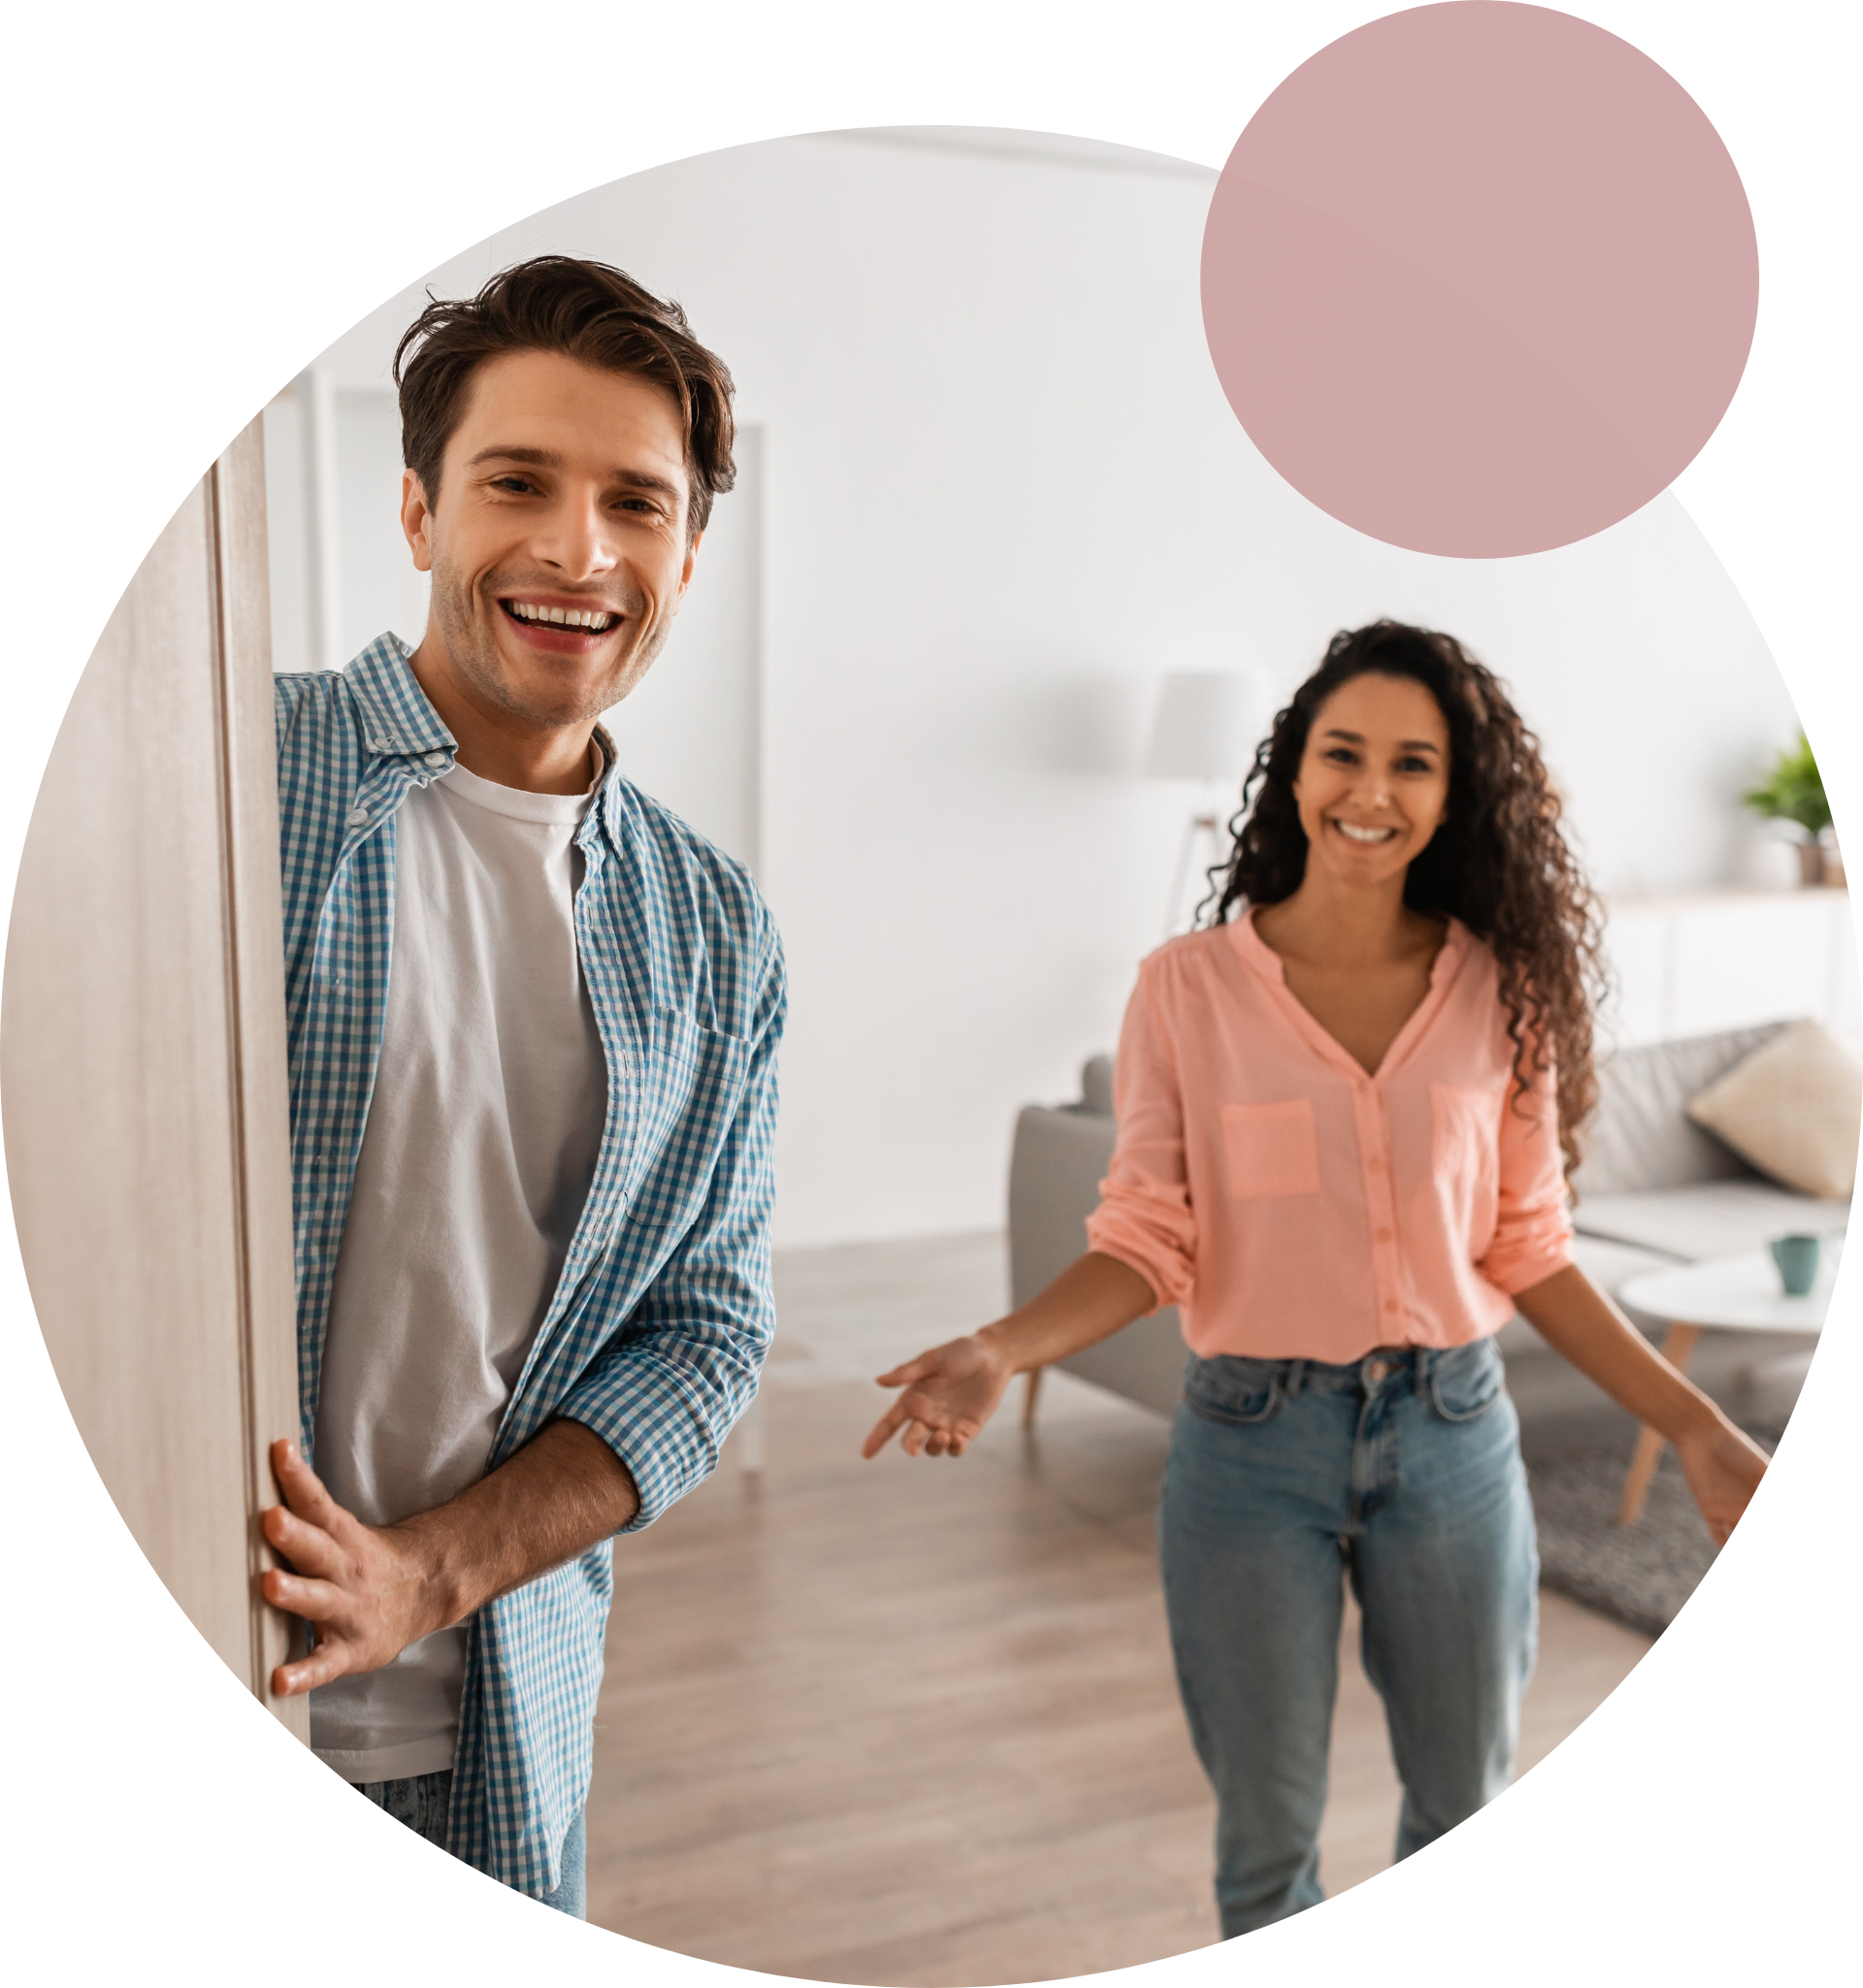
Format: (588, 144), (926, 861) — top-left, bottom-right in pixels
(1007, 1022), (1840, 1459)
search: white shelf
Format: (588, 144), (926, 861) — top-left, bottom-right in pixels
(1598, 887), (1858, 1049)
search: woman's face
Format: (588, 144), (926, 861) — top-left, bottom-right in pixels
(1291, 671), (1452, 889)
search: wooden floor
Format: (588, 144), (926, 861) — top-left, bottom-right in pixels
(588, 1233), (1652, 1983)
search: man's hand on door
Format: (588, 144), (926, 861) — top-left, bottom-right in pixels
(260, 1441), (455, 1696)
(259, 1424), (641, 1697)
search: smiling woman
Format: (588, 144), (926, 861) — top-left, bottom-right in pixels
(1250, 669), (1452, 1078)
(1219, 622), (1605, 1174)
(866, 617), (1771, 1939)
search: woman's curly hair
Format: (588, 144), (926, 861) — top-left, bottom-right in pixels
(1204, 621), (1607, 1177)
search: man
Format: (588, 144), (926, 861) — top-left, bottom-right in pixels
(258, 257), (783, 1917)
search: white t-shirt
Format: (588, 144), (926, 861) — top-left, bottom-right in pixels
(309, 753), (608, 1782)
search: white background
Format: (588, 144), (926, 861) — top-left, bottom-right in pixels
(2, 1), (1857, 1979)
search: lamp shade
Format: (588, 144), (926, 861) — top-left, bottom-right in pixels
(1144, 670), (1267, 781)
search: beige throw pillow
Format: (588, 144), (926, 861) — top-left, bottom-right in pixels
(1686, 1018), (1862, 1200)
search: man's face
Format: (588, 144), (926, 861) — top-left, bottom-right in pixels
(402, 348), (699, 733)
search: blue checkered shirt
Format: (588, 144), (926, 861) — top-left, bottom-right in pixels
(275, 636), (783, 1895)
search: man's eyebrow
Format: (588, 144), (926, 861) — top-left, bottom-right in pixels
(464, 445), (685, 498)
(465, 445), (561, 470)
(610, 469), (685, 500)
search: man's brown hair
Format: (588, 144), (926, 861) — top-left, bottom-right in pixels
(393, 256), (736, 540)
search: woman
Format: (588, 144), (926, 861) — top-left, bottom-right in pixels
(861, 621), (1770, 1939)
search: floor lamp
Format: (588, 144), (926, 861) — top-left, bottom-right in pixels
(1146, 670), (1267, 938)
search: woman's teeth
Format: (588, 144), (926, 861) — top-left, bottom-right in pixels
(1333, 820), (1397, 844)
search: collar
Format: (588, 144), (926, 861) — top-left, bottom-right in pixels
(584, 722), (632, 859)
(343, 634), (458, 761)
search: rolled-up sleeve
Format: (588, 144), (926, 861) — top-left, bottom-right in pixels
(1084, 966), (1198, 1312)
(558, 930), (786, 1532)
(1476, 1050), (1575, 1295)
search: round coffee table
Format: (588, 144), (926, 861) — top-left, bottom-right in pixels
(1612, 1245), (1836, 1523)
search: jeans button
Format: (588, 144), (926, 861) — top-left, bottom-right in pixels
(1366, 1360), (1389, 1384)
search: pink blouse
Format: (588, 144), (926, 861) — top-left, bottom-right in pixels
(1084, 912), (1574, 1364)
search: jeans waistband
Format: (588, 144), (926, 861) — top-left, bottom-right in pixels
(1189, 1339), (1495, 1398)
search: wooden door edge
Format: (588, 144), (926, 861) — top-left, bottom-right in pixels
(209, 421), (310, 1744)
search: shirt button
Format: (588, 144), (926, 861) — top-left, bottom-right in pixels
(1367, 1157), (1384, 1174)
(1385, 1297), (1399, 1313)
(424, 751), (448, 769)
(1376, 1226), (1393, 1242)
(345, 806), (370, 828)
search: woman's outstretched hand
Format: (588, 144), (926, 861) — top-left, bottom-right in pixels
(860, 1255), (1157, 1462)
(862, 1334), (1016, 1459)
(1675, 1420), (1769, 1548)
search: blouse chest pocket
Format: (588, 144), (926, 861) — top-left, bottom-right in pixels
(1220, 1098), (1321, 1200)
(1429, 1084), (1500, 1224)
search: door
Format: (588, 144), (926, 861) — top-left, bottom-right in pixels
(2, 420), (308, 1737)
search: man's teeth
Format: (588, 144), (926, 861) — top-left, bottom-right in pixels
(1334, 820), (1397, 844)
(508, 602), (617, 631)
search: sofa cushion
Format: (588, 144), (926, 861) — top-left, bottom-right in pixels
(1571, 1179), (1847, 1261)
(1684, 1017), (1862, 1200)
(1569, 1024), (1784, 1199)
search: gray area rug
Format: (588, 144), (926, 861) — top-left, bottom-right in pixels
(1529, 1420), (1783, 1639)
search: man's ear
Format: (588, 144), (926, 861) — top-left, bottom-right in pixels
(402, 469), (434, 572)
(674, 528), (703, 606)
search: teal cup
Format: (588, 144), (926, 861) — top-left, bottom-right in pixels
(1770, 1233), (1821, 1297)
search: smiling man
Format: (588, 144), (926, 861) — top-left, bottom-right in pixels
(262, 258), (783, 1916)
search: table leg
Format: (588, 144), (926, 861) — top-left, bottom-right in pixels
(1022, 1365), (1045, 1428)
(1616, 1322), (1701, 1525)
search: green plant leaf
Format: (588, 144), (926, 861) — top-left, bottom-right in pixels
(1743, 733), (1830, 834)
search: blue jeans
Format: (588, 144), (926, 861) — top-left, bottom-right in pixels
(1159, 1337), (1538, 1940)
(352, 1772), (587, 1919)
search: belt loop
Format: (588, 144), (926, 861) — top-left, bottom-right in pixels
(1412, 1345), (1428, 1392)
(1285, 1358), (1307, 1399)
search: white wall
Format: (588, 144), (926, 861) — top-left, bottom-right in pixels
(334, 389), (429, 662)
(602, 425), (763, 873)
(288, 129), (1807, 1248)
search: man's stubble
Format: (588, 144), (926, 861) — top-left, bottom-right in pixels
(426, 550), (676, 733)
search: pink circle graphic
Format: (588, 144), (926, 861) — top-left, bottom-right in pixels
(1201, 3), (1759, 558)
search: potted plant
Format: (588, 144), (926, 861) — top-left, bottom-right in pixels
(1744, 733), (1837, 885)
